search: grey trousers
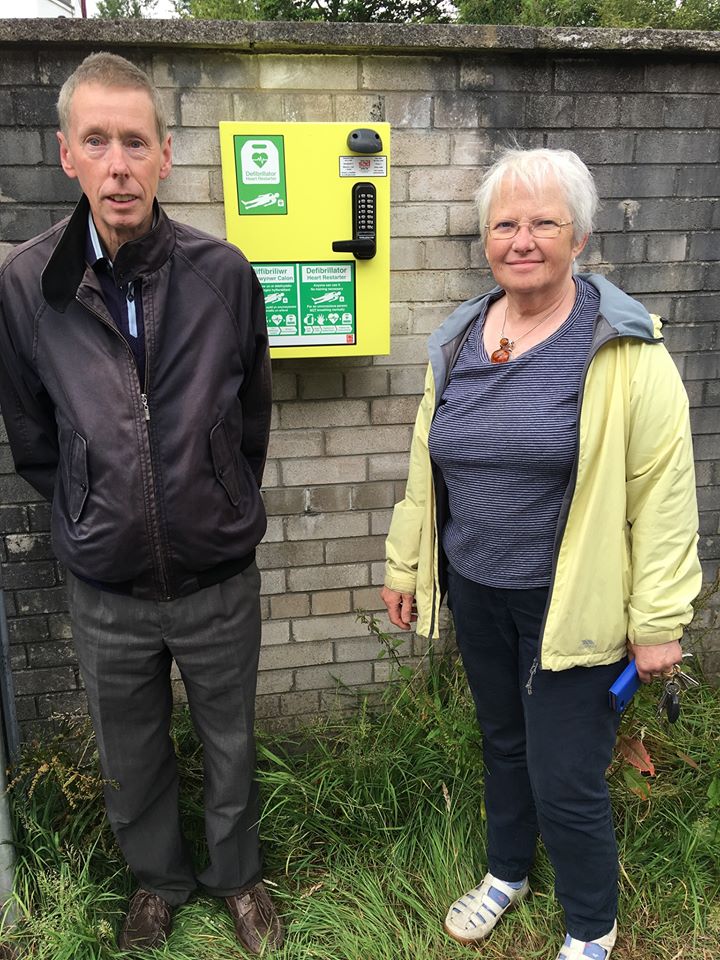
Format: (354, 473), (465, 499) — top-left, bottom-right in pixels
(66, 564), (263, 906)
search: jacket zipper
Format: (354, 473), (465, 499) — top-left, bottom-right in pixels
(76, 292), (170, 598)
(428, 566), (438, 639)
(528, 314), (657, 686)
(123, 283), (150, 421)
(428, 323), (476, 640)
(531, 318), (622, 679)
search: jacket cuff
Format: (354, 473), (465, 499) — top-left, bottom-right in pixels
(627, 626), (684, 646)
(384, 573), (416, 595)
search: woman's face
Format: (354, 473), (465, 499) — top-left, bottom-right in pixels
(484, 176), (588, 302)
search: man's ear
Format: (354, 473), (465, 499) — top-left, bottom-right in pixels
(159, 134), (172, 182)
(57, 131), (78, 180)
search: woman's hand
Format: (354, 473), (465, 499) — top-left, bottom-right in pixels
(380, 586), (417, 631)
(628, 638), (683, 684)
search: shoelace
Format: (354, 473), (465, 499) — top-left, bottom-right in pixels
(129, 891), (170, 926)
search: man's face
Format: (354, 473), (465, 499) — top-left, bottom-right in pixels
(57, 82), (172, 259)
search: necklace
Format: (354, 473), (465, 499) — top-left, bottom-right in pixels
(490, 300), (563, 364)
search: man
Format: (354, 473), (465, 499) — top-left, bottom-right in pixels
(0, 53), (282, 955)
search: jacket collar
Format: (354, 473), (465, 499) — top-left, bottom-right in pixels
(41, 195), (176, 312)
(431, 274), (658, 350)
(584, 272), (660, 340)
(427, 273), (661, 402)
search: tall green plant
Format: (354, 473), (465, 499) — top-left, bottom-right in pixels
(175, 0), (452, 21)
(3, 637), (719, 958)
(458, 0), (720, 28)
(95, 0), (158, 16)
(173, 0), (258, 17)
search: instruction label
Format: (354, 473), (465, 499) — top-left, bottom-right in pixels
(234, 135), (288, 216)
(339, 156), (387, 178)
(255, 262), (356, 346)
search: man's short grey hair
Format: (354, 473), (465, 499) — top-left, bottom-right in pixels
(476, 147), (599, 245)
(57, 51), (167, 144)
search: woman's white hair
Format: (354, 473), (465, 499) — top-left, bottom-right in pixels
(476, 147), (599, 245)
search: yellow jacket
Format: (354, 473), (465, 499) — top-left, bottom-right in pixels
(384, 275), (701, 670)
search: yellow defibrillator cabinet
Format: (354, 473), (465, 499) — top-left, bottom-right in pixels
(219, 122), (390, 359)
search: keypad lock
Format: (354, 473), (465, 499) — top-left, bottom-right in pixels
(332, 182), (377, 260)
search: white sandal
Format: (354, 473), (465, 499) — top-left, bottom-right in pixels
(443, 872), (530, 944)
(555, 921), (617, 960)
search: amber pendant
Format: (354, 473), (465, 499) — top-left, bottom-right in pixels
(490, 337), (513, 364)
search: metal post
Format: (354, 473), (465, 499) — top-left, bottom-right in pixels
(0, 577), (19, 766)
(0, 574), (17, 931)
(0, 704), (15, 932)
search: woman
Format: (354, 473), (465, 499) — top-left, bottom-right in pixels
(381, 148), (700, 960)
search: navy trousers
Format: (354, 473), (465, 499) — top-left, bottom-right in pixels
(447, 564), (623, 941)
(67, 564), (264, 906)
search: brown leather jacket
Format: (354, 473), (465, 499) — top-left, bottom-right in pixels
(0, 197), (271, 600)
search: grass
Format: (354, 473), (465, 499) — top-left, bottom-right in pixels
(1, 643), (719, 960)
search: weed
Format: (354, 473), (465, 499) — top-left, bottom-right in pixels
(2, 640), (719, 959)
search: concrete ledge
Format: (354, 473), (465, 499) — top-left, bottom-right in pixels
(1, 19), (720, 57)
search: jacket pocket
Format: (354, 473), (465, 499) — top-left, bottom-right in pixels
(67, 431), (89, 522)
(210, 418), (241, 506)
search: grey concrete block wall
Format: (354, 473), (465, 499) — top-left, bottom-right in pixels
(0, 21), (719, 737)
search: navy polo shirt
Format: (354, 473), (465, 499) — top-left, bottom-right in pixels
(86, 214), (146, 387)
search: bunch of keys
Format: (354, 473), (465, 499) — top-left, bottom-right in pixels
(656, 654), (700, 723)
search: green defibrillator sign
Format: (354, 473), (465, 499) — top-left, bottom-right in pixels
(255, 262), (357, 346)
(234, 135), (288, 216)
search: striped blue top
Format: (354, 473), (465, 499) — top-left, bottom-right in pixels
(428, 277), (599, 588)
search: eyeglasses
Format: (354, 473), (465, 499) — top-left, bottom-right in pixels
(486, 218), (574, 240)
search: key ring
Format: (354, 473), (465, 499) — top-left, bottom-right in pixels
(655, 658), (700, 724)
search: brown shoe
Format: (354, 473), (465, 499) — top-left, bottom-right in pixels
(225, 882), (284, 955)
(118, 889), (173, 952)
